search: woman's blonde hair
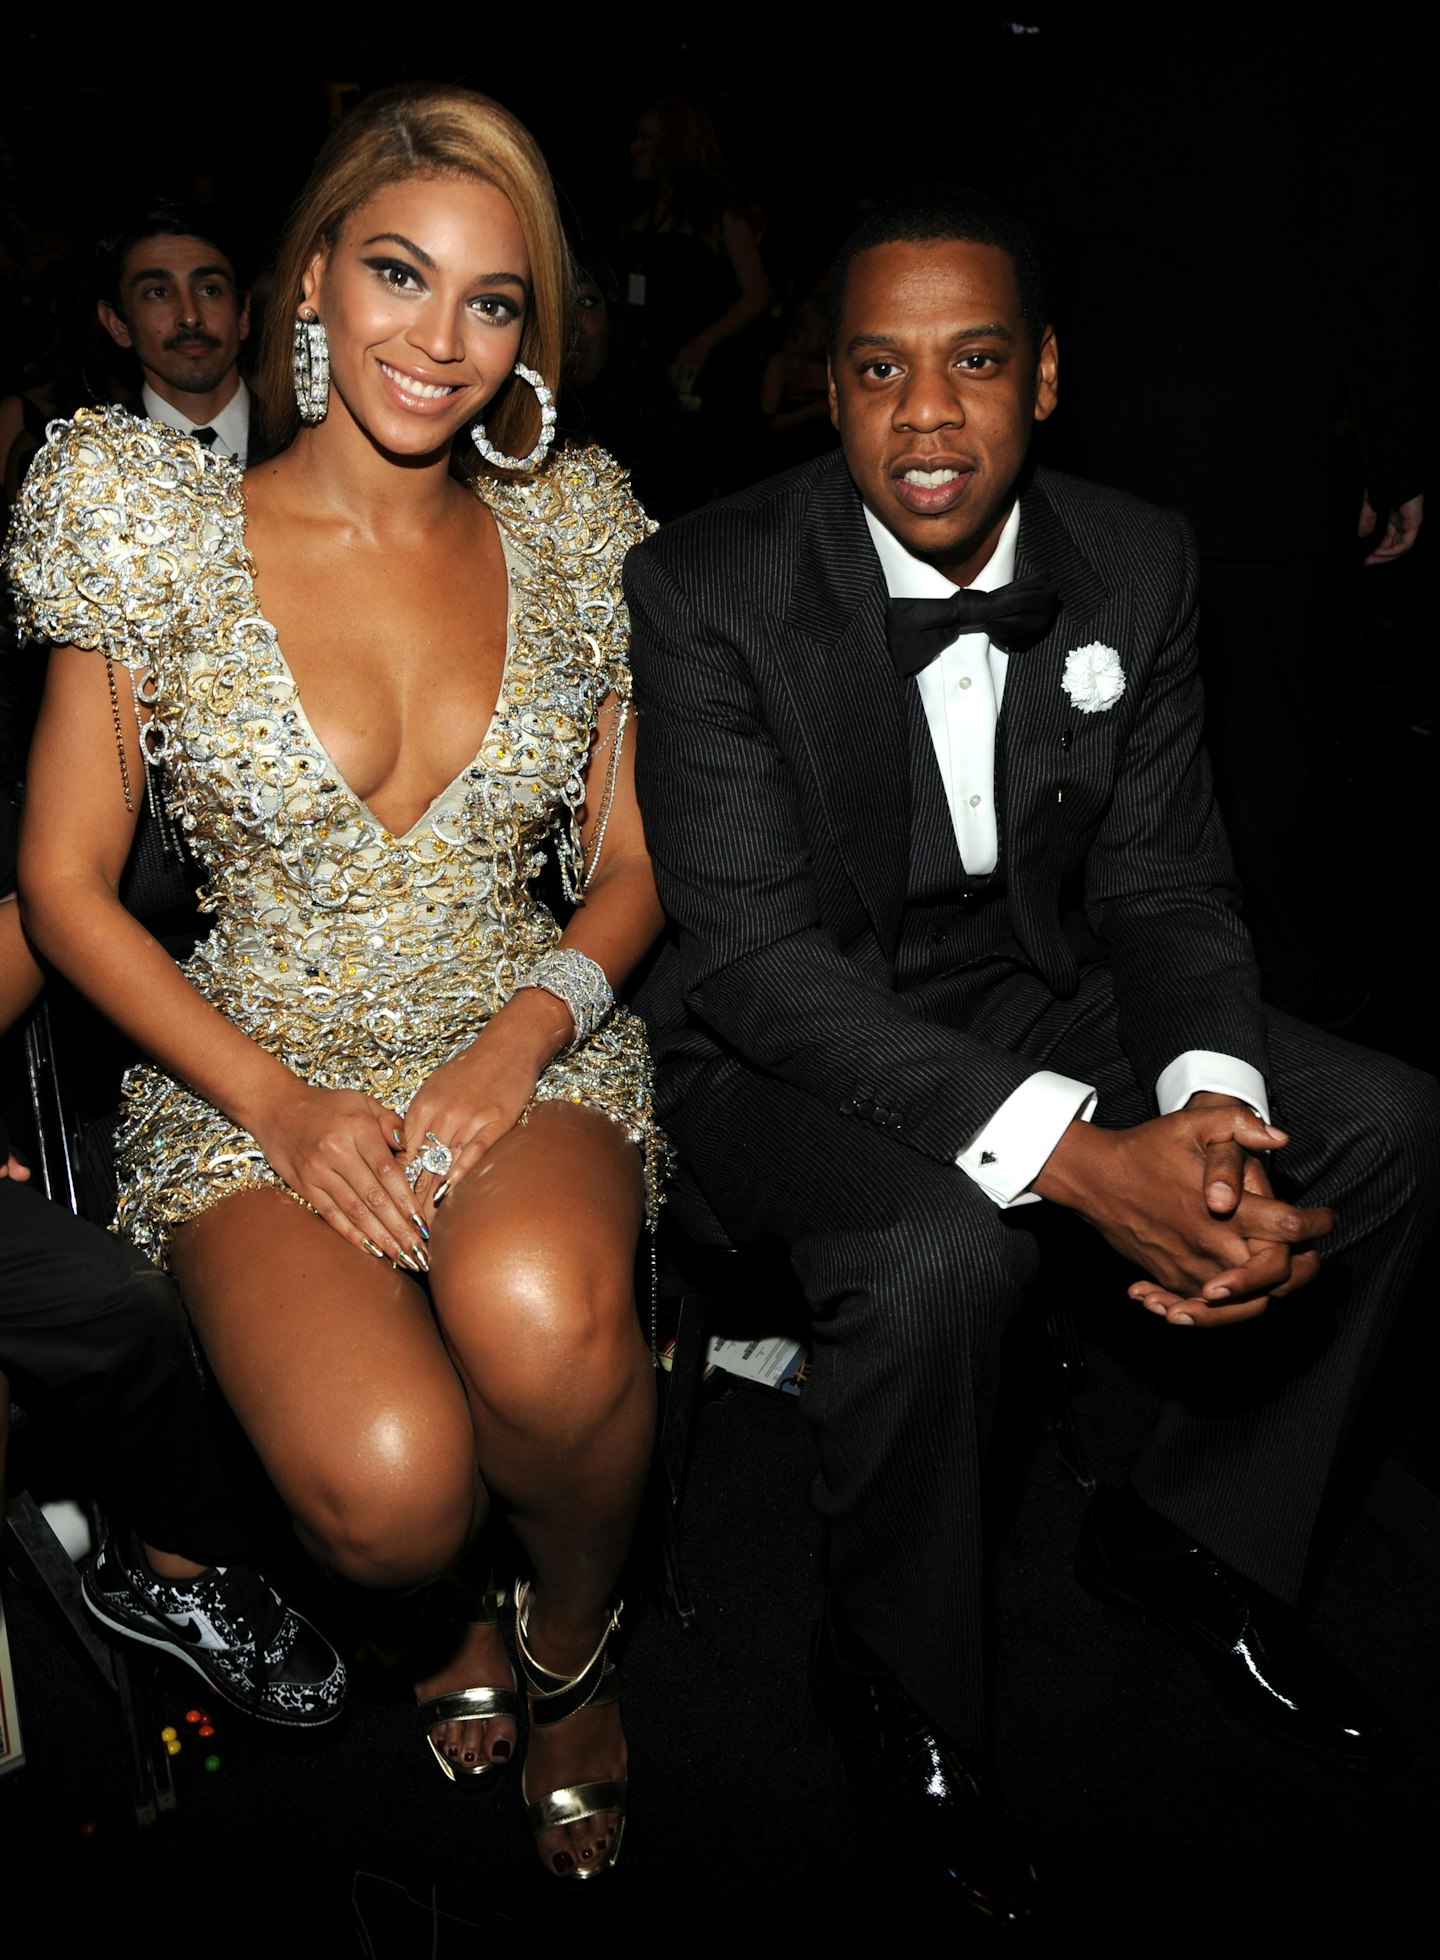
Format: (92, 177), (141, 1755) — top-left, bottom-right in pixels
(257, 83), (570, 472)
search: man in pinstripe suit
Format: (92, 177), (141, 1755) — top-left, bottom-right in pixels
(625, 186), (1438, 1909)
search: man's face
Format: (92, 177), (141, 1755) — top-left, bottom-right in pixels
(828, 237), (1058, 585)
(98, 234), (249, 404)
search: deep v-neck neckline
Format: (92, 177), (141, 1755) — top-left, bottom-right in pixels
(233, 478), (518, 844)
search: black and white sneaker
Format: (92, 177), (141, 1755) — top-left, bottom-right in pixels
(83, 1530), (347, 1729)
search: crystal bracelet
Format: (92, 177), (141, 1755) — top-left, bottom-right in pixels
(512, 947), (614, 1043)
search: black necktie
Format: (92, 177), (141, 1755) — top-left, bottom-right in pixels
(886, 575), (1060, 678)
(190, 426), (218, 448)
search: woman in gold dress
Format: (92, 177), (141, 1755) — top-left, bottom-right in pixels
(8, 85), (663, 1881)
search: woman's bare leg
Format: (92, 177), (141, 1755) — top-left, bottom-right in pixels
(171, 1189), (482, 1586)
(426, 1103), (653, 1874)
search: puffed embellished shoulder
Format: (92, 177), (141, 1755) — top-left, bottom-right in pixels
(4, 405), (244, 669)
(478, 443), (656, 702)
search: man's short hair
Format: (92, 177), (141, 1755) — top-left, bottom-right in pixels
(94, 200), (245, 315)
(828, 184), (1047, 355)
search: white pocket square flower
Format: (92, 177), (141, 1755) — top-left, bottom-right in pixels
(1062, 642), (1125, 714)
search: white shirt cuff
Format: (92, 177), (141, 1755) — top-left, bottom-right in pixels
(1154, 1051), (1270, 1123)
(957, 1070), (1097, 1207)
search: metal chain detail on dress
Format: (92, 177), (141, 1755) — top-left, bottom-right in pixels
(513, 948), (615, 1044)
(2, 408), (666, 1258)
(104, 657), (135, 812)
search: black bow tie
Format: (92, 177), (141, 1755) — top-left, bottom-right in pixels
(190, 425), (218, 448)
(886, 576), (1060, 678)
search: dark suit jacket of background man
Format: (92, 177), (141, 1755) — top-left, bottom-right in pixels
(624, 445), (1436, 1750)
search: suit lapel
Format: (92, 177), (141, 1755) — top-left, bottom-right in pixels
(764, 463), (1132, 963)
(770, 458), (911, 955)
(1005, 474), (1129, 801)
(1006, 472), (1111, 734)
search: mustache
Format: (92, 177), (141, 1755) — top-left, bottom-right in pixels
(163, 329), (223, 351)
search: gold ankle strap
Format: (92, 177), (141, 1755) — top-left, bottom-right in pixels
(514, 1581), (622, 1727)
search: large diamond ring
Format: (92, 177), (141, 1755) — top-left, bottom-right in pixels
(404, 1131), (454, 1192)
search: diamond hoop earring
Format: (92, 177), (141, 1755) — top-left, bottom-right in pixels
(293, 312), (330, 424)
(470, 362), (556, 471)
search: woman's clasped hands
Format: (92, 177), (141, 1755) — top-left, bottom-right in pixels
(257, 987), (575, 1268)
(249, 1082), (428, 1271)
(255, 1006), (564, 1271)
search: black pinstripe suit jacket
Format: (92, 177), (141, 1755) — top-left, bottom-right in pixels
(626, 450), (1269, 1169)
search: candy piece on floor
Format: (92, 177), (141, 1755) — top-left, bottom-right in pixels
(185, 1708), (203, 1725)
(161, 1725), (178, 1741)
(166, 1739), (182, 1756)
(204, 1754), (221, 1772)
(199, 1723), (215, 1737)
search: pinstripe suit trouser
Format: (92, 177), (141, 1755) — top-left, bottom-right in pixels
(664, 969), (1440, 1748)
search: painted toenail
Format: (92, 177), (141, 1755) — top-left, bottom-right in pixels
(552, 1852), (574, 1875)
(492, 1738), (511, 1759)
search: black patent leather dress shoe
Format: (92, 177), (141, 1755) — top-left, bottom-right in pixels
(1077, 1484), (1399, 1770)
(810, 1597), (1038, 1918)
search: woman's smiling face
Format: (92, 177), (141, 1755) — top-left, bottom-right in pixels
(303, 173), (531, 457)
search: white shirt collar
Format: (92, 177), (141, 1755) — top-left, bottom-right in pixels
(142, 376), (250, 463)
(862, 498), (1021, 600)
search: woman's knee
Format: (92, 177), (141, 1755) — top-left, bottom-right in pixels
(295, 1400), (478, 1587)
(440, 1253), (644, 1424)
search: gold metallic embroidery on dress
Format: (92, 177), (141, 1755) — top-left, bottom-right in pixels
(6, 407), (663, 1261)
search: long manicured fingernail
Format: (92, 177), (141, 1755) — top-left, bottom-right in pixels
(410, 1212), (430, 1240)
(396, 1252), (422, 1274)
(392, 1127), (404, 1147)
(433, 1179), (451, 1205)
(361, 1238), (386, 1262)
(1172, 1312), (1195, 1326)
(411, 1244), (430, 1273)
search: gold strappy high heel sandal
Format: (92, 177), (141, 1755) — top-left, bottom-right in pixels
(416, 1583), (521, 1784)
(514, 1580), (626, 1879)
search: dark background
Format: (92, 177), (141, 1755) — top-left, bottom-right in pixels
(2, 13), (1437, 1942)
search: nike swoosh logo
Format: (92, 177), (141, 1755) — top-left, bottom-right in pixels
(164, 1611), (231, 1653)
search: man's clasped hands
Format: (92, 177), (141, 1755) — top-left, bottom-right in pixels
(1034, 1092), (1332, 1329)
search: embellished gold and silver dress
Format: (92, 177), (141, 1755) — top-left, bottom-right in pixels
(6, 408), (662, 1262)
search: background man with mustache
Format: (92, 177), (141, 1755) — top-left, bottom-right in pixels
(96, 200), (256, 465)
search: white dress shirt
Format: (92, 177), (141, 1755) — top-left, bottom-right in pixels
(143, 377), (251, 467)
(862, 502), (1269, 1206)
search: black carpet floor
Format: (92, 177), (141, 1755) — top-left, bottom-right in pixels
(3, 1318), (1438, 1948)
